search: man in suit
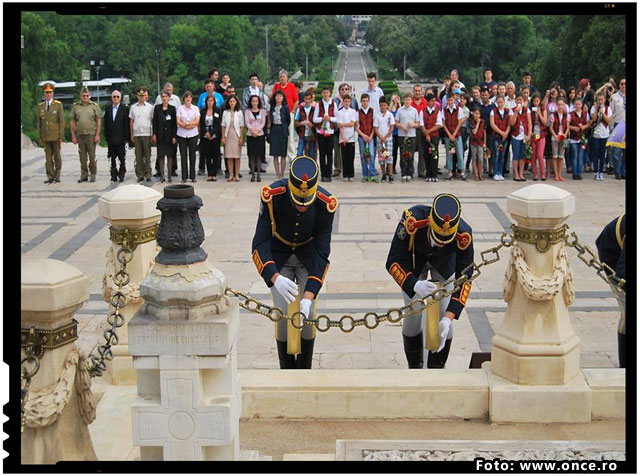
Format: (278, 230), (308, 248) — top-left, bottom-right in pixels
(37, 82), (65, 184)
(104, 90), (130, 182)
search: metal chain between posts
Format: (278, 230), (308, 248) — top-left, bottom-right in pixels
(86, 237), (134, 378)
(20, 341), (40, 433)
(564, 228), (626, 298)
(226, 232), (514, 333)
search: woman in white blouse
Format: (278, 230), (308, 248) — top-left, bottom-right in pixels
(221, 95), (245, 182)
(176, 91), (200, 183)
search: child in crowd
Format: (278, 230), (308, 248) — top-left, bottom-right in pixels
(389, 92), (401, 175)
(549, 96), (569, 181)
(460, 94), (472, 173)
(489, 95), (511, 181)
(336, 95), (358, 182)
(509, 92), (532, 182)
(590, 93), (611, 181)
(568, 96), (590, 180)
(529, 93), (548, 181)
(294, 89), (317, 158)
(356, 93), (376, 182)
(420, 93), (442, 182)
(395, 93), (420, 181)
(440, 93), (467, 180)
(469, 107), (486, 181)
(374, 96), (395, 183)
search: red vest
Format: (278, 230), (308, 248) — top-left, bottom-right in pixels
(510, 106), (529, 137)
(492, 109), (510, 135)
(358, 108), (374, 135)
(422, 106), (440, 130)
(297, 104), (314, 138)
(552, 111), (568, 136)
(315, 101), (335, 133)
(470, 119), (485, 146)
(532, 107), (547, 136)
(569, 110), (588, 141)
(443, 106), (461, 138)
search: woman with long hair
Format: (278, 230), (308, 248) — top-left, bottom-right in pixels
(244, 94), (267, 182)
(221, 94), (244, 182)
(268, 90), (290, 180)
(176, 91), (200, 183)
(199, 94), (222, 181)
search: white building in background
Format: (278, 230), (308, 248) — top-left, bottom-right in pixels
(37, 77), (131, 108)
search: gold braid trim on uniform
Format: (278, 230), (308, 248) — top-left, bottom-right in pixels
(266, 201), (314, 248)
(615, 214), (625, 249)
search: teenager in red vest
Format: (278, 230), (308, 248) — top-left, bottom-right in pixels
(529, 93), (548, 180)
(489, 95), (511, 181)
(312, 86), (337, 181)
(420, 93), (442, 182)
(439, 94), (467, 180)
(508, 92), (532, 181)
(295, 89), (317, 159)
(469, 108), (486, 181)
(549, 97), (569, 181)
(356, 93), (377, 182)
(568, 97), (591, 180)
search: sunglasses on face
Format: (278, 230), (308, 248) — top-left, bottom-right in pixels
(112, 95), (120, 98)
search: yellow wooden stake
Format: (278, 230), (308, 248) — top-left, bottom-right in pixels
(286, 285), (302, 355)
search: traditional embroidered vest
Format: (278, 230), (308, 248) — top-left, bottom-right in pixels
(315, 101), (335, 133)
(532, 107), (547, 135)
(493, 109), (510, 135)
(297, 104), (314, 138)
(510, 106), (529, 137)
(569, 110), (588, 141)
(443, 106), (461, 137)
(422, 106), (440, 130)
(470, 119), (485, 145)
(358, 108), (374, 135)
(552, 111), (568, 136)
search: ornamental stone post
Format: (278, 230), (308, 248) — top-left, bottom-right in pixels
(128, 185), (241, 461)
(488, 184), (590, 423)
(99, 184), (162, 385)
(21, 259), (97, 463)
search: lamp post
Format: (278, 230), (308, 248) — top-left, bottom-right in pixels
(155, 49), (160, 97)
(265, 25), (269, 72)
(90, 59), (104, 105)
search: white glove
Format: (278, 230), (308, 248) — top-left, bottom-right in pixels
(413, 279), (437, 298)
(299, 298), (312, 322)
(437, 318), (452, 352)
(274, 275), (298, 304)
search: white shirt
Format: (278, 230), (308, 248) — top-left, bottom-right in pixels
(129, 101), (154, 137)
(374, 110), (395, 138)
(313, 100), (337, 134)
(420, 106), (443, 128)
(360, 85), (384, 116)
(511, 107), (528, 141)
(336, 108), (358, 143)
(590, 104), (611, 139)
(504, 95), (517, 110)
(112, 104), (119, 121)
(395, 106), (420, 137)
(176, 104), (201, 138)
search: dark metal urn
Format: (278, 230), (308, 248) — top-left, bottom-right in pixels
(155, 184), (208, 265)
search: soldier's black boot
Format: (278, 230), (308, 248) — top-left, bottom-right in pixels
(276, 340), (296, 369)
(618, 332), (626, 368)
(296, 338), (315, 369)
(402, 333), (424, 369)
(427, 338), (452, 368)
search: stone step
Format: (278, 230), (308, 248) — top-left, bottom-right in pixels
(282, 453), (335, 461)
(241, 450), (272, 461)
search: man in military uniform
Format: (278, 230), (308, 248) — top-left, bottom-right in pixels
(70, 87), (102, 182)
(386, 193), (474, 368)
(251, 155), (338, 369)
(596, 214), (626, 368)
(37, 83), (65, 184)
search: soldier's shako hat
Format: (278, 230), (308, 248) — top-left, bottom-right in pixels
(42, 82), (55, 92)
(429, 193), (461, 245)
(288, 156), (319, 207)
(136, 87), (148, 96)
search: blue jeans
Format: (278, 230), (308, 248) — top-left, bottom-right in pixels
(570, 142), (586, 176)
(444, 136), (464, 171)
(297, 136), (316, 158)
(491, 136), (506, 176)
(511, 138), (524, 166)
(358, 136), (376, 178)
(612, 147), (625, 177)
(591, 137), (608, 173)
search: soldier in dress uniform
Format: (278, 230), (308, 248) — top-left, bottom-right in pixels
(386, 193), (474, 368)
(251, 155), (338, 369)
(70, 86), (102, 182)
(37, 82), (65, 184)
(595, 214), (626, 368)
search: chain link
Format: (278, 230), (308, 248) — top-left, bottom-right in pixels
(20, 343), (40, 433)
(226, 232), (514, 332)
(564, 229), (626, 298)
(86, 238), (134, 377)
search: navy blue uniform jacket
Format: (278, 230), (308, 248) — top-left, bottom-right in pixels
(595, 214), (626, 289)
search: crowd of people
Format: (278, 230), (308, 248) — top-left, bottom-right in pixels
(37, 67), (626, 186)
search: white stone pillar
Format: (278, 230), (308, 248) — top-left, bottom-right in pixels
(129, 185), (241, 461)
(99, 184), (162, 385)
(488, 184), (590, 423)
(21, 259), (97, 463)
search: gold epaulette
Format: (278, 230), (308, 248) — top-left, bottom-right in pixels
(53, 99), (61, 104)
(260, 185), (286, 203)
(456, 231), (472, 251)
(317, 191), (338, 213)
(39, 101), (45, 105)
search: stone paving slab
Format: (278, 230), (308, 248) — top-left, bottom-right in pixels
(22, 124), (626, 370)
